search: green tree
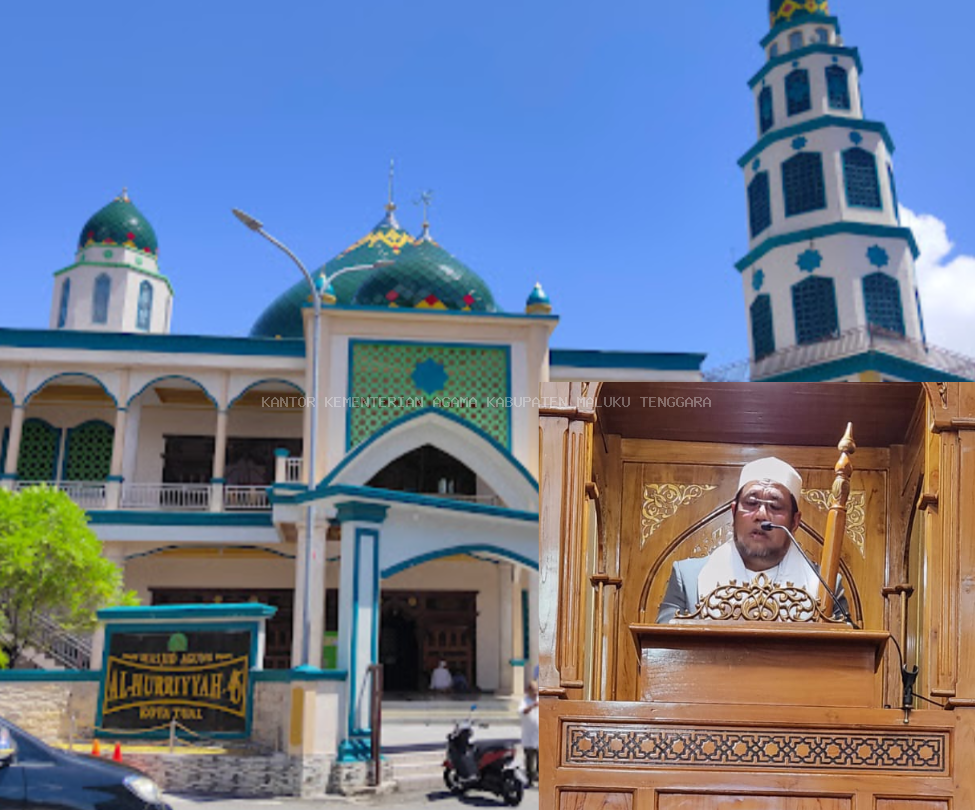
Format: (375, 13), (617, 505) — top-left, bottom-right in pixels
(0, 486), (137, 668)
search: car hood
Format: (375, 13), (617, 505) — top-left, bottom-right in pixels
(56, 748), (151, 780)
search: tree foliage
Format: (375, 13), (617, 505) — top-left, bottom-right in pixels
(0, 486), (137, 668)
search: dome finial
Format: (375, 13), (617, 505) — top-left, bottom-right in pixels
(117, 187), (130, 203)
(386, 158), (396, 213)
(416, 190), (435, 242)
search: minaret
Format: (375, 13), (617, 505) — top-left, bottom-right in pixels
(737, 1), (926, 380)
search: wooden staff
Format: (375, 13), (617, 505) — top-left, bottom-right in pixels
(819, 423), (856, 618)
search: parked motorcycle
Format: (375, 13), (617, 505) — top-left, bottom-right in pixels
(443, 710), (525, 806)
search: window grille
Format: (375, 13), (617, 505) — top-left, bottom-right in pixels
(826, 65), (851, 110)
(786, 69), (811, 116)
(751, 295), (775, 360)
(57, 278), (70, 328)
(843, 147), (882, 209)
(789, 31), (804, 50)
(759, 87), (774, 134)
(792, 276), (839, 345)
(863, 272), (905, 336)
(93, 274), (111, 324)
(749, 172), (772, 238)
(137, 280), (153, 331)
(782, 152), (827, 217)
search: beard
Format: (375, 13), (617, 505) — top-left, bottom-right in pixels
(734, 529), (788, 568)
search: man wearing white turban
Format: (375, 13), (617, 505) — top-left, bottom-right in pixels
(656, 457), (848, 623)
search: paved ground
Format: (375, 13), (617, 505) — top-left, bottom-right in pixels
(167, 786), (539, 809)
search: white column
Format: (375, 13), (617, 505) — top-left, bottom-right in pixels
(498, 563), (514, 696)
(1, 404), (26, 488)
(335, 501), (388, 761)
(210, 408), (228, 512)
(106, 407), (127, 509)
(291, 513), (328, 669)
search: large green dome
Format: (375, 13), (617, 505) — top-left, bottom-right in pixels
(250, 210), (415, 338)
(352, 237), (497, 312)
(769, 0), (830, 28)
(78, 191), (158, 256)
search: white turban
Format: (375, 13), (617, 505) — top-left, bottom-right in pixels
(738, 457), (802, 504)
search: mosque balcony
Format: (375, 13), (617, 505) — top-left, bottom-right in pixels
(14, 480), (108, 510)
(703, 326), (975, 382)
(8, 480), (272, 513)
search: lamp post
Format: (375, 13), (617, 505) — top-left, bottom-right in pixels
(232, 207), (386, 667)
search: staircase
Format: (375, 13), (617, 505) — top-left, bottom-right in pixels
(3, 613), (92, 670)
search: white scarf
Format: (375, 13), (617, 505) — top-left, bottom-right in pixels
(697, 539), (819, 601)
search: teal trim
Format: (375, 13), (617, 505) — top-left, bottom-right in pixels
(346, 527), (381, 741)
(761, 15), (840, 49)
(106, 475), (123, 482)
(127, 374), (218, 408)
(335, 501), (389, 524)
(739, 117), (895, 168)
(318, 303), (558, 322)
(382, 544), (539, 578)
(521, 588), (530, 660)
(252, 668), (347, 682)
(96, 619), (262, 739)
(0, 670), (101, 682)
(0, 327), (305, 358)
(283, 483), (539, 523)
(227, 378), (305, 409)
(123, 544), (295, 562)
(54, 261), (174, 295)
(274, 448), (291, 458)
(338, 735), (373, 762)
(211, 477), (226, 485)
(508, 659), (528, 667)
(272, 482), (306, 492)
(25, 372), (118, 407)
(97, 603), (276, 620)
(737, 223), (920, 272)
(757, 351), (972, 383)
(749, 44), (861, 89)
(87, 511), (273, 527)
(549, 349), (706, 371)
(346, 339), (513, 453)
(321, 407), (538, 493)
(0, 473), (17, 481)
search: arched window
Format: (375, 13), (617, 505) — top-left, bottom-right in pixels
(64, 420), (115, 481)
(863, 272), (905, 336)
(759, 87), (774, 134)
(782, 152), (827, 217)
(826, 65), (851, 110)
(786, 69), (811, 116)
(769, 43), (780, 59)
(843, 147), (882, 209)
(792, 276), (839, 345)
(137, 280), (153, 331)
(748, 172), (772, 238)
(57, 278), (71, 328)
(888, 165), (900, 223)
(92, 273), (111, 324)
(816, 28), (830, 44)
(751, 295), (775, 360)
(789, 31), (804, 51)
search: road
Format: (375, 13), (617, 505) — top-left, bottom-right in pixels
(167, 786), (539, 809)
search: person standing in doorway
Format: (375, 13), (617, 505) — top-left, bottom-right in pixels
(520, 681), (539, 786)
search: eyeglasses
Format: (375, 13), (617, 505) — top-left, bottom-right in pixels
(737, 496), (790, 517)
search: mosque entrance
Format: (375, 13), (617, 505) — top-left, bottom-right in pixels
(380, 591), (477, 695)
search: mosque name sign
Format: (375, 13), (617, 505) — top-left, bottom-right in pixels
(99, 628), (252, 736)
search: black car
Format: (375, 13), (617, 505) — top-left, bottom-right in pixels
(0, 717), (171, 809)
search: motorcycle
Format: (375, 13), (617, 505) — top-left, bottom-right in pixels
(443, 710), (526, 806)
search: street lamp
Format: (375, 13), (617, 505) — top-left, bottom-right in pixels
(232, 207), (388, 667)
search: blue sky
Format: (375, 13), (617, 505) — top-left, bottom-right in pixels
(2, 1), (973, 369)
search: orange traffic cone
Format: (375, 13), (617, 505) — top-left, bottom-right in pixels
(112, 743), (122, 762)
(91, 740), (100, 757)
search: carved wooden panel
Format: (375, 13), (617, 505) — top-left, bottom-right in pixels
(561, 722), (948, 774)
(560, 791), (632, 810)
(657, 796), (850, 810)
(875, 801), (949, 810)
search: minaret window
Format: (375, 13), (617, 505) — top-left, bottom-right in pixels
(826, 65), (851, 110)
(843, 147), (883, 209)
(888, 165), (901, 223)
(751, 295), (775, 361)
(769, 43), (780, 59)
(789, 31), (804, 51)
(92, 273), (111, 324)
(863, 272), (906, 337)
(137, 280), (153, 331)
(816, 28), (830, 44)
(792, 276), (839, 345)
(782, 152), (827, 217)
(748, 172), (772, 238)
(57, 278), (70, 328)
(759, 87), (774, 134)
(785, 69), (811, 116)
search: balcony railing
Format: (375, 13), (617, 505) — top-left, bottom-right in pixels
(285, 457), (304, 483)
(121, 483), (210, 511)
(15, 481), (107, 510)
(224, 485), (271, 510)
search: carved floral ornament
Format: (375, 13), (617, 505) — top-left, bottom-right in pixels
(676, 573), (843, 623)
(640, 484), (717, 549)
(802, 488), (866, 558)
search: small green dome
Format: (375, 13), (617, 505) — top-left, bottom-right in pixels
(351, 237), (497, 312)
(78, 190), (158, 256)
(769, 0), (830, 28)
(250, 210), (414, 338)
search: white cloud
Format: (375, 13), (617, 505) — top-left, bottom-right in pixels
(900, 205), (975, 359)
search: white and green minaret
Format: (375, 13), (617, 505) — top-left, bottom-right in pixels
(737, 1), (929, 381)
(51, 190), (173, 334)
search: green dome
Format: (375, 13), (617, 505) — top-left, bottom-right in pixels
(250, 210), (414, 338)
(351, 237), (497, 312)
(78, 191), (158, 256)
(769, 0), (830, 28)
